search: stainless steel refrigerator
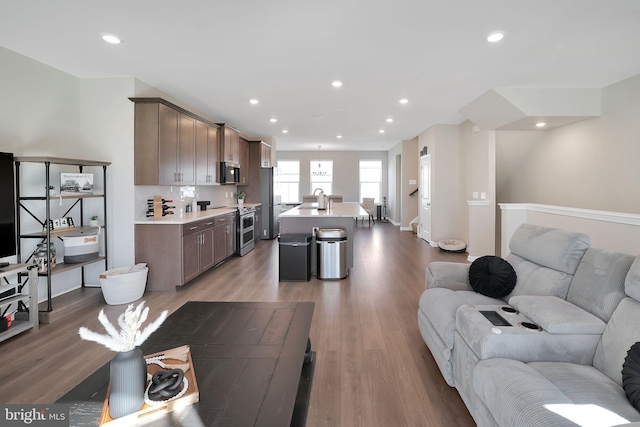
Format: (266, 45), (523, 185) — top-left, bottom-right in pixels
(260, 167), (281, 239)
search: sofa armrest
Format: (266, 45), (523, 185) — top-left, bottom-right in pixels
(425, 262), (472, 291)
(510, 296), (606, 334)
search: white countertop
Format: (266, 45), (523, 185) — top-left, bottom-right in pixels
(280, 202), (368, 218)
(134, 203), (261, 225)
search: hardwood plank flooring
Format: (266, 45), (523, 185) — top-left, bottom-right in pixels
(0, 222), (474, 426)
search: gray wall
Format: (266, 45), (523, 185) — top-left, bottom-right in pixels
(276, 150), (388, 203)
(496, 74), (640, 214)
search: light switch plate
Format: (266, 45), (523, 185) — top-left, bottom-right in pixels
(409, 179), (417, 185)
(472, 191), (479, 199)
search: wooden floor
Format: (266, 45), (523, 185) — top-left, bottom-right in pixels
(0, 222), (475, 426)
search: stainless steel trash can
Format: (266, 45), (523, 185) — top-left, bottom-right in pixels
(279, 234), (312, 281)
(316, 228), (348, 279)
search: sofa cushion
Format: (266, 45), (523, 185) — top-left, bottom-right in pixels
(530, 361), (640, 423)
(626, 256), (640, 302)
(474, 359), (640, 427)
(506, 253), (576, 300)
(510, 295), (606, 335)
(508, 223), (591, 275)
(623, 342), (640, 411)
(469, 256), (517, 298)
(566, 248), (636, 322)
(593, 298), (640, 386)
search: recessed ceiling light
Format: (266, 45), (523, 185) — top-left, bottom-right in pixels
(312, 115), (322, 119)
(269, 118), (278, 123)
(487, 32), (504, 42)
(249, 99), (259, 105)
(282, 129), (288, 134)
(536, 122), (547, 128)
(337, 135), (343, 139)
(398, 99), (408, 104)
(386, 118), (394, 123)
(379, 129), (385, 134)
(332, 81), (343, 88)
(102, 34), (121, 44)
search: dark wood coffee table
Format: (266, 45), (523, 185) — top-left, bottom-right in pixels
(60, 301), (315, 426)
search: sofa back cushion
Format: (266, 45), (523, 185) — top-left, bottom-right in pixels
(593, 297), (640, 386)
(566, 248), (636, 322)
(506, 224), (591, 299)
(509, 223), (590, 274)
(626, 256), (640, 302)
(506, 254), (574, 299)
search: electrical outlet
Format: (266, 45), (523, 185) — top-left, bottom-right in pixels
(225, 192), (228, 198)
(312, 227), (319, 236)
(473, 191), (479, 199)
(263, 230), (267, 236)
(480, 192), (486, 200)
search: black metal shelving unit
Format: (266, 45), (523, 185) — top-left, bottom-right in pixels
(14, 157), (110, 314)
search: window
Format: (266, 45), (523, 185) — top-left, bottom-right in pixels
(276, 160), (300, 203)
(359, 160), (382, 202)
(310, 160), (333, 195)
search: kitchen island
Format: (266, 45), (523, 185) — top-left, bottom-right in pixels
(279, 202), (368, 276)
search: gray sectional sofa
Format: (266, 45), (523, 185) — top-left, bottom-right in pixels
(418, 223), (640, 426)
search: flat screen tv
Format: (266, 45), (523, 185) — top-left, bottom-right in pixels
(0, 152), (16, 262)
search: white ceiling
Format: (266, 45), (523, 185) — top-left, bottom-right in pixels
(1, 0), (639, 151)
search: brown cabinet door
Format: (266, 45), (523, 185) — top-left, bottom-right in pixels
(182, 232), (201, 284)
(158, 104), (179, 185)
(239, 139), (249, 185)
(200, 227), (215, 271)
(178, 114), (196, 184)
(214, 223), (227, 265)
(195, 121), (209, 185)
(208, 125), (219, 183)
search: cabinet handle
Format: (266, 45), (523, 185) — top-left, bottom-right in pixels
(201, 234), (205, 245)
(205, 222), (213, 226)
(219, 218), (226, 222)
(189, 226), (198, 230)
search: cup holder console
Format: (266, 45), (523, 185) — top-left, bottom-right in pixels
(519, 322), (541, 331)
(500, 306), (519, 314)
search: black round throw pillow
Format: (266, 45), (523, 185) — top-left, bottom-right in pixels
(468, 255), (517, 298)
(622, 342), (640, 411)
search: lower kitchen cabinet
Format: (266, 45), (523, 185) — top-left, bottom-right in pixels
(182, 219), (215, 284)
(214, 213), (236, 265)
(135, 214), (233, 292)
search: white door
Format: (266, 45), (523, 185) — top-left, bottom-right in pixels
(419, 154), (432, 243)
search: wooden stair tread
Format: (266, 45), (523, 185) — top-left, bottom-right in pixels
(38, 287), (103, 324)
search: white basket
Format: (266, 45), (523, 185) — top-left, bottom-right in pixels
(100, 264), (148, 305)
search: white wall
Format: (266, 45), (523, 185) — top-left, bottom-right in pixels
(401, 138), (418, 228)
(0, 46), (138, 299)
(387, 142), (402, 223)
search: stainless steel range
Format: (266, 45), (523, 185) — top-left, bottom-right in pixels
(237, 205), (256, 256)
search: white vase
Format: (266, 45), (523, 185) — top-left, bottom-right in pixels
(238, 199), (244, 205)
(90, 220), (99, 227)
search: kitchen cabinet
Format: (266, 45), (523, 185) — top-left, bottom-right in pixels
(260, 142), (272, 167)
(238, 138), (249, 185)
(158, 104), (195, 185)
(135, 212), (236, 291)
(214, 213), (236, 265)
(219, 124), (240, 165)
(131, 98), (219, 186)
(182, 218), (215, 283)
(195, 121), (219, 185)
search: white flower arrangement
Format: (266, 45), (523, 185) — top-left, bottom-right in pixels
(78, 301), (168, 352)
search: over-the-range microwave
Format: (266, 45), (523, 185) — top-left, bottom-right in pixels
(220, 162), (240, 184)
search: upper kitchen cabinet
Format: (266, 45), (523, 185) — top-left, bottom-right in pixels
(238, 138), (249, 186)
(218, 124), (240, 165)
(196, 120), (219, 185)
(260, 142), (272, 167)
(130, 98), (219, 186)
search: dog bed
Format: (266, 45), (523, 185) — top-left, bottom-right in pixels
(437, 239), (467, 252)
